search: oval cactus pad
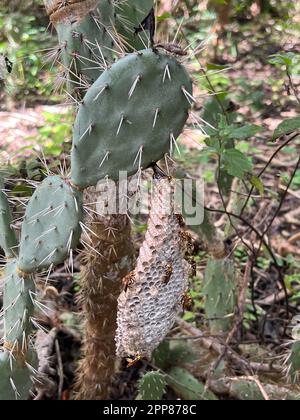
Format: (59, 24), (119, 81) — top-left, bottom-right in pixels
(18, 176), (83, 273)
(71, 48), (193, 188)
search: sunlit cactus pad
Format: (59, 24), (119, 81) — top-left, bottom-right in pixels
(0, 181), (18, 257)
(71, 49), (193, 188)
(3, 261), (35, 348)
(0, 349), (37, 400)
(56, 0), (115, 93)
(18, 176), (83, 273)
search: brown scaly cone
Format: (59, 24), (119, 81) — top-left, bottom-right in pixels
(75, 187), (135, 400)
(116, 176), (192, 360)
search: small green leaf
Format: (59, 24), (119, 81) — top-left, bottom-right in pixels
(157, 12), (172, 22)
(273, 117), (300, 139)
(250, 176), (264, 197)
(223, 149), (253, 179)
(269, 53), (295, 68)
(221, 124), (263, 140)
(206, 63), (229, 71)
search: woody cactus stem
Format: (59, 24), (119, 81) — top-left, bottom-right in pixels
(75, 188), (135, 400)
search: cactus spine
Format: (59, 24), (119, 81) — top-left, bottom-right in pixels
(114, 0), (154, 51)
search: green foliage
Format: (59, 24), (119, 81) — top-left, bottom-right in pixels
(222, 148), (253, 179)
(0, 11), (56, 101)
(35, 111), (73, 157)
(273, 116), (300, 140)
(269, 52), (300, 72)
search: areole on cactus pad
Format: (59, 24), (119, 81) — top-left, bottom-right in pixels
(71, 48), (193, 188)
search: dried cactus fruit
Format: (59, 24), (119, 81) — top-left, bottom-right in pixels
(116, 176), (191, 359)
(71, 48), (193, 188)
(0, 180), (18, 258)
(18, 176), (83, 273)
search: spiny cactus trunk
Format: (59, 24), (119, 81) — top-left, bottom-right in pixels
(75, 188), (135, 400)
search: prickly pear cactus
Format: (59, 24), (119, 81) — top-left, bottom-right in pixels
(0, 349), (38, 400)
(203, 258), (236, 334)
(0, 261), (37, 400)
(115, 0), (154, 51)
(138, 371), (166, 400)
(3, 261), (35, 350)
(18, 176), (83, 273)
(71, 49), (193, 188)
(53, 0), (115, 97)
(167, 367), (218, 400)
(116, 176), (191, 359)
(0, 180), (18, 258)
(288, 341), (300, 383)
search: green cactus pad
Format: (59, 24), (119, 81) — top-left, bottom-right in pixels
(203, 258), (236, 334)
(56, 0), (115, 97)
(115, 0), (154, 51)
(71, 48), (192, 188)
(167, 367), (218, 400)
(0, 181), (18, 258)
(288, 341), (300, 383)
(18, 176), (83, 273)
(138, 371), (166, 400)
(3, 261), (35, 347)
(0, 349), (37, 400)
